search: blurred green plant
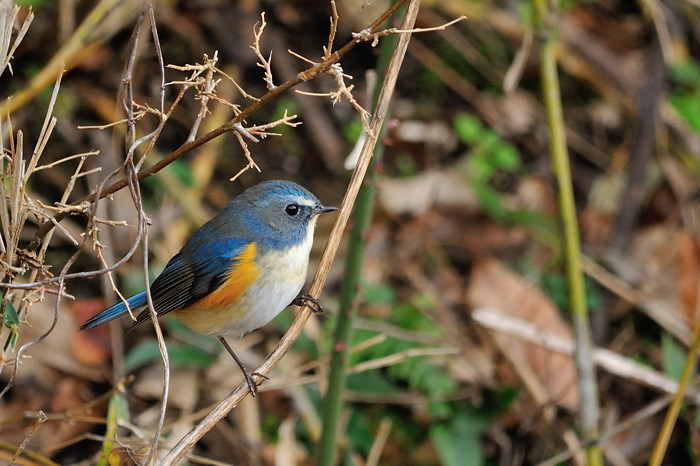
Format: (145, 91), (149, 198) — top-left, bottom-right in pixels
(430, 387), (518, 466)
(455, 113), (560, 249)
(455, 113), (521, 223)
(15, 0), (52, 8)
(97, 392), (130, 466)
(342, 117), (364, 143)
(670, 60), (700, 136)
(540, 272), (601, 315)
(268, 281), (514, 463)
(124, 320), (219, 371)
(1, 295), (18, 350)
(661, 332), (686, 382)
(350, 285), (456, 416)
(318, 283), (512, 461)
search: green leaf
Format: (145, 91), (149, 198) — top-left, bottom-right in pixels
(430, 389), (517, 466)
(2, 297), (19, 328)
(472, 183), (508, 223)
(430, 416), (484, 466)
(97, 393), (130, 466)
(671, 94), (700, 134)
(669, 60), (700, 135)
(345, 409), (376, 455)
(670, 61), (700, 86)
(343, 118), (365, 143)
(493, 145), (521, 171)
(661, 332), (686, 381)
(346, 372), (396, 394)
(168, 159), (195, 187)
(454, 114), (483, 144)
(1, 296), (19, 350)
(362, 282), (396, 305)
(480, 130), (502, 154)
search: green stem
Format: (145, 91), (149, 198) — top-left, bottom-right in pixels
(316, 11), (402, 466)
(531, 0), (602, 464)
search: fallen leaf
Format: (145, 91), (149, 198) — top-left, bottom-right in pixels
(466, 258), (580, 411)
(378, 170), (479, 216)
(70, 299), (112, 367)
(677, 230), (700, 329)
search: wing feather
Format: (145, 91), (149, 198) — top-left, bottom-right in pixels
(133, 237), (253, 326)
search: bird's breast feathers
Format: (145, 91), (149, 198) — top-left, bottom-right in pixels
(173, 222), (316, 337)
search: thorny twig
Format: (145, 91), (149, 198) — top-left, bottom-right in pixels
(252, 12), (276, 90)
(351, 15), (467, 47)
(0, 70), (68, 384)
(25, 0), (409, 254)
(114, 4), (171, 464)
(296, 62), (372, 132)
(168, 52), (223, 142)
(324, 1), (340, 61)
(289, 1), (373, 132)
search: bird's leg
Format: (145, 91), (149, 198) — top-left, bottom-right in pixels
(218, 336), (269, 397)
(292, 293), (324, 313)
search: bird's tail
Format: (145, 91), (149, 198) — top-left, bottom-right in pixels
(79, 291), (148, 330)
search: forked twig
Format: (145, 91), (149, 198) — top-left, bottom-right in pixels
(252, 12), (276, 90)
(352, 15), (466, 47)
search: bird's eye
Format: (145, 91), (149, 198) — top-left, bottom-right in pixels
(285, 204), (300, 216)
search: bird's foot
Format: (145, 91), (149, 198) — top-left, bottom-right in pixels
(293, 293), (324, 313)
(241, 368), (270, 397)
(218, 336), (269, 397)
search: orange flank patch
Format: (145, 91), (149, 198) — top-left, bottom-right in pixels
(195, 243), (261, 309)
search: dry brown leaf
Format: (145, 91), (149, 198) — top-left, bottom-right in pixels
(133, 369), (199, 412)
(466, 258), (580, 411)
(677, 230), (700, 329)
(37, 377), (94, 456)
(609, 224), (691, 342)
(70, 299), (112, 367)
(18, 298), (105, 383)
(377, 170), (479, 216)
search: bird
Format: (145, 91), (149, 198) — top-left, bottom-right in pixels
(80, 180), (337, 395)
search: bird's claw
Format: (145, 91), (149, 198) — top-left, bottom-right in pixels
(218, 336), (269, 397)
(293, 293), (324, 313)
(242, 369), (269, 397)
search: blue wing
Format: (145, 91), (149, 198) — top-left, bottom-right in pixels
(80, 236), (253, 330)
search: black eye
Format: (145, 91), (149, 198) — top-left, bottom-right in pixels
(285, 204), (300, 216)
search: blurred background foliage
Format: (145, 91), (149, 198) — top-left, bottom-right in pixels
(2, 0), (700, 465)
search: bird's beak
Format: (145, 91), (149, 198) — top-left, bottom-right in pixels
(315, 204), (338, 215)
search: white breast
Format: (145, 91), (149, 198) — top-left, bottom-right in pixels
(223, 219), (318, 337)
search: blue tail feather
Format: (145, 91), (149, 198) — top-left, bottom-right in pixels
(79, 291), (148, 330)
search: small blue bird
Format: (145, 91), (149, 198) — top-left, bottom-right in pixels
(80, 180), (337, 395)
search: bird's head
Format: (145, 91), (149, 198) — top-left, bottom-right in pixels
(234, 180), (337, 250)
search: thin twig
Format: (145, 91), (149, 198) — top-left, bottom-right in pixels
(351, 15), (466, 47)
(9, 410), (47, 464)
(472, 307), (700, 403)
